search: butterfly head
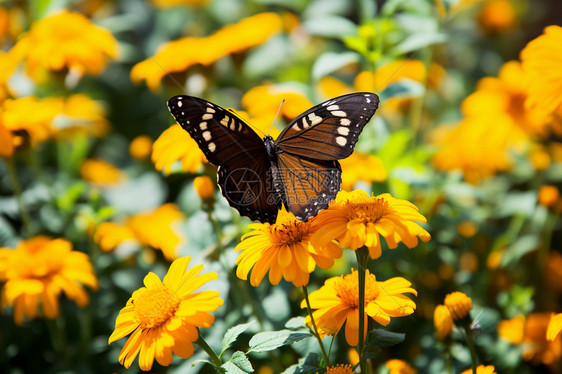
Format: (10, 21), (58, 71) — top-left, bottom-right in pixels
(263, 135), (277, 160)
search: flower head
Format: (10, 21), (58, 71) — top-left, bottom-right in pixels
(340, 153), (386, 191)
(129, 135), (153, 160)
(12, 10), (118, 78)
(152, 124), (207, 174)
(108, 257), (223, 370)
(193, 176), (215, 201)
(0, 96), (59, 145)
(521, 25), (562, 115)
(478, 0), (517, 34)
(547, 313), (562, 341)
(538, 185), (560, 208)
(52, 94), (110, 138)
(444, 291), (472, 321)
(386, 359), (417, 374)
(80, 158), (124, 186)
(460, 365), (497, 374)
(301, 270), (417, 346)
(312, 190), (430, 259)
(434, 304), (453, 340)
(320, 364), (354, 374)
(235, 209), (342, 287)
(0, 237), (98, 325)
(131, 13), (282, 91)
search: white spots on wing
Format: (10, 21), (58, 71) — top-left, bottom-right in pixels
(331, 110), (347, 117)
(322, 100), (334, 107)
(366, 97), (371, 103)
(292, 123), (301, 131)
(202, 131), (212, 141)
(340, 118), (351, 126)
(206, 107), (216, 113)
(337, 127), (350, 136)
(327, 104), (339, 111)
(177, 101), (183, 107)
(208, 142), (216, 152)
(220, 116), (229, 127)
(199, 122), (208, 130)
(202, 113), (213, 120)
(336, 136), (347, 146)
(206, 102), (214, 107)
(302, 116), (311, 129)
(308, 113), (322, 126)
(230, 118), (236, 131)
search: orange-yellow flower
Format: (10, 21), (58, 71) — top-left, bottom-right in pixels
(11, 10), (118, 78)
(319, 364), (354, 374)
(108, 257), (223, 370)
(340, 153), (386, 191)
(129, 135), (153, 160)
(460, 365), (497, 374)
(131, 13), (282, 91)
(0, 96), (59, 145)
(152, 124), (207, 174)
(499, 313), (562, 365)
(0, 50), (18, 101)
(520, 25), (562, 115)
(0, 236), (98, 325)
(386, 359), (417, 374)
(193, 175), (215, 201)
(235, 208), (342, 287)
(434, 304), (453, 340)
(80, 158), (125, 186)
(0, 123), (14, 157)
(538, 185), (560, 208)
(312, 190), (430, 259)
(547, 313), (562, 341)
(52, 94), (110, 138)
(94, 222), (137, 252)
(478, 0), (517, 33)
(444, 291), (473, 321)
(301, 270), (417, 346)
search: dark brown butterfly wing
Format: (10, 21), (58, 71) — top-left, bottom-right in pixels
(168, 95), (279, 223)
(276, 92), (379, 160)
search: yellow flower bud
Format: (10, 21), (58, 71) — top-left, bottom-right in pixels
(129, 135), (153, 160)
(434, 304), (453, 340)
(193, 176), (215, 200)
(444, 291), (473, 321)
(538, 185), (560, 208)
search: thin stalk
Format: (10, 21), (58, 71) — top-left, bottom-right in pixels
(355, 247), (370, 374)
(47, 317), (71, 369)
(463, 325), (478, 374)
(6, 157), (33, 236)
(195, 333), (222, 368)
(302, 285), (331, 366)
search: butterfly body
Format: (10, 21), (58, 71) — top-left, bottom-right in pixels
(167, 92), (379, 223)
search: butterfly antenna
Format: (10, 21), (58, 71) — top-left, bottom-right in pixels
(268, 99), (285, 136)
(374, 60), (408, 95)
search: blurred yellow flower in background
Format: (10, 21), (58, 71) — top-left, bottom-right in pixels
(444, 291), (473, 321)
(340, 153), (386, 190)
(52, 94), (110, 138)
(386, 359), (417, 374)
(193, 175), (215, 201)
(499, 313), (562, 366)
(12, 10), (118, 78)
(312, 190), (430, 259)
(547, 313), (562, 341)
(434, 304), (453, 340)
(0, 50), (18, 101)
(0, 124), (14, 157)
(538, 185), (560, 209)
(478, 0), (517, 34)
(460, 365), (497, 374)
(152, 124), (207, 173)
(0, 96), (59, 145)
(131, 13), (282, 90)
(0, 236), (98, 325)
(354, 60), (426, 93)
(80, 158), (124, 185)
(94, 203), (185, 260)
(302, 270), (417, 346)
(235, 208), (342, 287)
(320, 364), (354, 374)
(150, 0), (208, 8)
(129, 135), (153, 160)
(108, 257), (223, 370)
(521, 25), (562, 115)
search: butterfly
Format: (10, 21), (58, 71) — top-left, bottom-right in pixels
(167, 92), (379, 224)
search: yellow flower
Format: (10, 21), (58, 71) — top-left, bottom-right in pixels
(460, 365), (497, 374)
(301, 270), (417, 346)
(499, 313), (562, 365)
(0, 96), (59, 145)
(319, 364), (354, 374)
(193, 175), (215, 200)
(152, 124), (207, 174)
(0, 50), (18, 101)
(52, 94), (110, 138)
(150, 0), (208, 8)
(520, 25), (562, 115)
(235, 208), (342, 287)
(340, 153), (386, 191)
(547, 313), (562, 341)
(434, 304), (453, 341)
(317, 76), (353, 101)
(131, 13), (282, 91)
(108, 257), (223, 370)
(444, 291), (472, 321)
(94, 204), (186, 260)
(0, 123), (14, 157)
(456, 221), (478, 238)
(386, 359), (417, 374)
(129, 135), (153, 160)
(538, 185), (560, 208)
(478, 0), (517, 34)
(80, 158), (125, 185)
(11, 10), (118, 78)
(312, 190), (430, 259)
(0, 236), (98, 325)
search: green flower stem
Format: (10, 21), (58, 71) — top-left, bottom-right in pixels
(538, 209), (558, 271)
(463, 325), (478, 374)
(6, 156), (33, 236)
(47, 317), (71, 369)
(196, 333), (222, 368)
(302, 285), (331, 367)
(356, 247), (370, 374)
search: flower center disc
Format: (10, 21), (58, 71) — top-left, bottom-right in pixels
(344, 198), (388, 224)
(134, 286), (180, 329)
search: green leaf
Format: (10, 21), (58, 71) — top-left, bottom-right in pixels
(221, 321), (254, 355)
(392, 32), (447, 54)
(281, 352), (323, 374)
(285, 316), (306, 330)
(312, 52), (359, 80)
(222, 351), (254, 374)
(248, 330), (312, 353)
(302, 16), (357, 38)
(365, 328), (405, 348)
